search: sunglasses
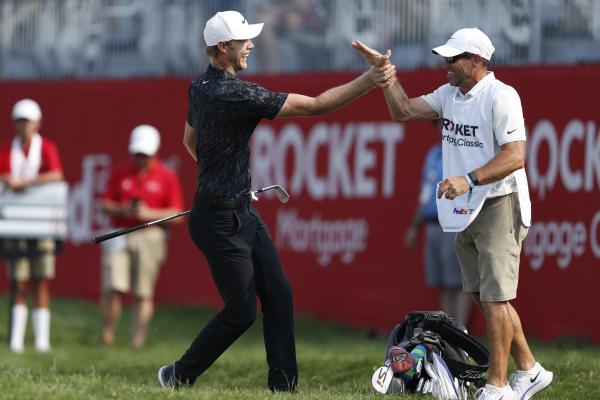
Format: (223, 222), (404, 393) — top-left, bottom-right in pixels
(444, 53), (473, 64)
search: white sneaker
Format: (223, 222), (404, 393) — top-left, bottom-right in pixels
(475, 384), (516, 400)
(509, 362), (553, 400)
(9, 343), (25, 353)
(35, 343), (51, 353)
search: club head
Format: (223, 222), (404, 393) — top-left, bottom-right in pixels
(371, 365), (393, 394)
(253, 185), (290, 203)
(273, 185), (289, 203)
(387, 376), (406, 395)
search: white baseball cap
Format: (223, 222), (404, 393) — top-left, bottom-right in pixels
(203, 11), (263, 46)
(128, 124), (160, 156)
(12, 99), (42, 121)
(432, 28), (495, 61)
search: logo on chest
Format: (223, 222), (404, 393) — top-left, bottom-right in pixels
(441, 118), (479, 137)
(145, 180), (161, 193)
(121, 179), (161, 193)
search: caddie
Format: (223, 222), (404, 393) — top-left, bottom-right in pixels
(353, 28), (553, 400)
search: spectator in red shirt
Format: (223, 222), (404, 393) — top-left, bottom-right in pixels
(0, 99), (64, 353)
(100, 124), (184, 348)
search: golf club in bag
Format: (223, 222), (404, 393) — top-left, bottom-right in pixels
(91, 184), (289, 244)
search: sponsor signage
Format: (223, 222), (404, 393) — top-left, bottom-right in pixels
(0, 66), (598, 343)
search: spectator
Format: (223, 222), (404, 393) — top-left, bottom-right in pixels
(404, 139), (473, 325)
(256, 0), (329, 72)
(100, 124), (184, 348)
(0, 99), (64, 353)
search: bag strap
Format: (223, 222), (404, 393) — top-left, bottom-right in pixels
(423, 317), (489, 381)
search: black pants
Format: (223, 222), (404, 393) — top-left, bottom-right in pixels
(174, 199), (297, 391)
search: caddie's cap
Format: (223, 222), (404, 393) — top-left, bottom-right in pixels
(432, 27), (495, 61)
(203, 11), (263, 46)
(128, 124), (160, 156)
(12, 99), (42, 121)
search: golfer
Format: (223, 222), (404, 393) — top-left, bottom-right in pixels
(157, 10), (395, 392)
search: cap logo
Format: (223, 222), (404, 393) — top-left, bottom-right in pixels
(241, 18), (246, 24)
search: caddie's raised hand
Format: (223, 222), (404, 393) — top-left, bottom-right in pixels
(352, 41), (390, 67)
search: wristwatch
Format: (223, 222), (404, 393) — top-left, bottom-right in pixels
(465, 174), (475, 190)
(468, 171), (479, 186)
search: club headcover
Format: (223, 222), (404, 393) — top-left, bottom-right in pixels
(388, 346), (414, 373)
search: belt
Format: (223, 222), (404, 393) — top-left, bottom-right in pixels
(197, 195), (250, 210)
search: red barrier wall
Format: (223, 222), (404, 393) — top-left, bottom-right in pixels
(1, 65), (599, 343)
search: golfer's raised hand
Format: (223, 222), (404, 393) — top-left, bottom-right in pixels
(370, 63), (396, 88)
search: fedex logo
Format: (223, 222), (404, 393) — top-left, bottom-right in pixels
(442, 118), (479, 137)
(453, 207), (475, 215)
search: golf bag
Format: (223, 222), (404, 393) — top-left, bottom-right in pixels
(371, 311), (489, 399)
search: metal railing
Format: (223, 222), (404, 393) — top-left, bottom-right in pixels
(0, 0), (599, 80)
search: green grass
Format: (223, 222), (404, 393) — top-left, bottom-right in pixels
(0, 296), (598, 399)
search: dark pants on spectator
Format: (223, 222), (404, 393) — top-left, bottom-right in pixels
(174, 198), (297, 391)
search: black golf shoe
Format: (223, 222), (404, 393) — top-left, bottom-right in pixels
(157, 364), (187, 389)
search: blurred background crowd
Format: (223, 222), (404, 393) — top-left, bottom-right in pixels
(1, 0), (599, 79)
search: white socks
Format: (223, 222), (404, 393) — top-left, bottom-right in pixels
(484, 383), (514, 395)
(519, 361), (541, 374)
(9, 304), (28, 353)
(32, 308), (51, 352)
(9, 305), (51, 353)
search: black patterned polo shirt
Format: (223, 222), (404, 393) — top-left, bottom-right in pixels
(187, 64), (288, 200)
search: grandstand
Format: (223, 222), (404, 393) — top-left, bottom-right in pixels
(0, 0), (599, 79)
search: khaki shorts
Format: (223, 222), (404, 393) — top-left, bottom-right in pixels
(454, 193), (528, 302)
(101, 227), (167, 298)
(3, 239), (56, 282)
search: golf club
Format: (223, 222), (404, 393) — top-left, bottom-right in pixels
(371, 365), (394, 394)
(91, 184), (289, 244)
(253, 184), (289, 203)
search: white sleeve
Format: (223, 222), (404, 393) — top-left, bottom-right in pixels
(493, 86), (527, 146)
(420, 85), (446, 117)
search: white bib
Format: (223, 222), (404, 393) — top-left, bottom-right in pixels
(436, 183), (490, 232)
(430, 74), (531, 231)
(10, 133), (42, 180)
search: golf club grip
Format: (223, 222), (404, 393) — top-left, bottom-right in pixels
(91, 210), (191, 244)
(91, 223), (148, 244)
